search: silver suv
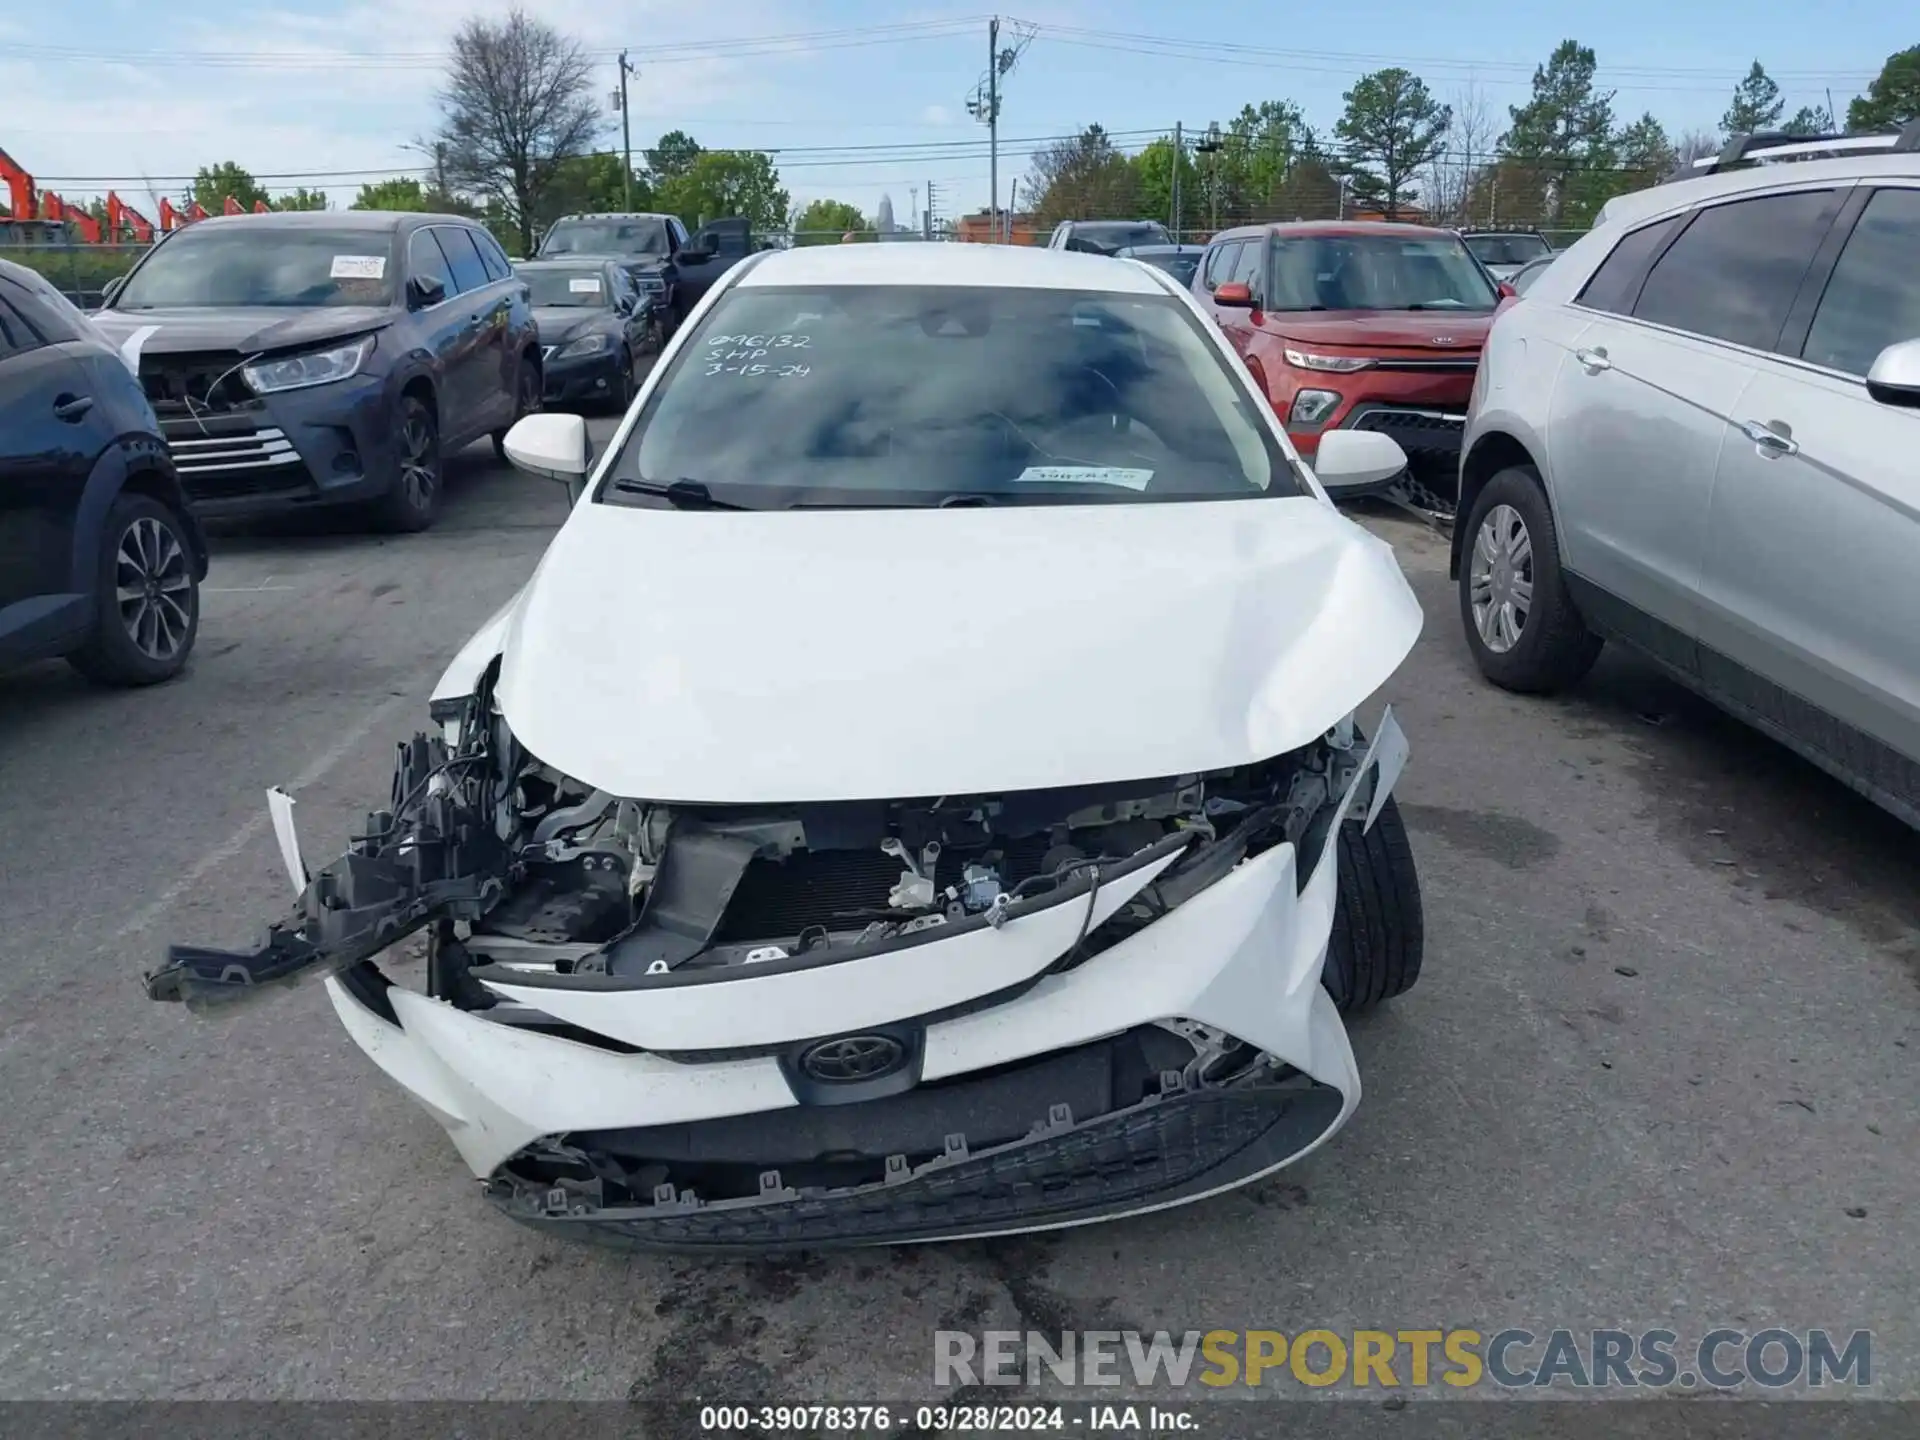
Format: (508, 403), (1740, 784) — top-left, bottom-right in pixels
(1454, 125), (1920, 829)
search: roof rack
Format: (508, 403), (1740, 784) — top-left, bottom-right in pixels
(1673, 120), (1920, 180)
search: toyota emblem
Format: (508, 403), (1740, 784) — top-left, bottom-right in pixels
(799, 1034), (908, 1083)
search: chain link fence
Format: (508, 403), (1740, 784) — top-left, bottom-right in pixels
(2, 243), (152, 307)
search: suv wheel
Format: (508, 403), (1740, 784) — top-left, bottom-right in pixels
(374, 395), (442, 533)
(1458, 465), (1602, 692)
(68, 494), (200, 686)
(492, 355), (542, 461)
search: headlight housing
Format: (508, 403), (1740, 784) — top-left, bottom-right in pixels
(1290, 389), (1342, 425)
(243, 335), (375, 394)
(557, 333), (612, 358)
(1284, 347), (1374, 373)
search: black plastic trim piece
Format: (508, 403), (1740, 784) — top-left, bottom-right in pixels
(468, 829), (1195, 994)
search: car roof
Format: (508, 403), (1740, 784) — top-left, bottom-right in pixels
(549, 212), (673, 223)
(515, 255), (621, 268)
(1593, 150), (1920, 231)
(1119, 244), (1203, 255)
(1216, 220), (1463, 242)
(176, 210), (453, 233)
(735, 243), (1172, 294)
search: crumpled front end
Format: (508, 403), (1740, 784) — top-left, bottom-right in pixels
(150, 670), (1408, 1248)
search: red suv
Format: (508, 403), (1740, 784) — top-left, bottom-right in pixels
(1193, 221), (1510, 513)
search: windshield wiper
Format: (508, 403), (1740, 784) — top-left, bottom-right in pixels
(608, 477), (752, 510)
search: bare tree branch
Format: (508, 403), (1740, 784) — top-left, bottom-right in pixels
(1424, 82), (1494, 226)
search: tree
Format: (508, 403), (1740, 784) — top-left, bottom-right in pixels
(1847, 46), (1920, 131)
(645, 130), (705, 183)
(655, 150), (788, 232)
(1025, 124), (1139, 227)
(434, 7), (606, 254)
(1216, 101), (1313, 222)
(349, 176), (477, 215)
(1128, 136), (1201, 232)
(542, 153), (650, 224)
(274, 187), (329, 211)
(1425, 83), (1497, 227)
(189, 162), (267, 215)
(1780, 104), (1833, 137)
(1334, 68), (1450, 220)
(1587, 112), (1677, 208)
(791, 198), (866, 243)
(1674, 129), (1720, 168)
(1722, 61), (1785, 137)
(1500, 40), (1617, 228)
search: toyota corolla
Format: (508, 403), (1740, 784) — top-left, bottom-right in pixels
(148, 243), (1428, 1250)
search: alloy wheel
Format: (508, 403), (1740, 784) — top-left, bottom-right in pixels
(114, 516), (193, 663)
(400, 410), (439, 512)
(1468, 503), (1534, 653)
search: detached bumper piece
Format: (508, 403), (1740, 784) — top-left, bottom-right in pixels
(489, 1026), (1344, 1250)
(146, 723), (510, 1011)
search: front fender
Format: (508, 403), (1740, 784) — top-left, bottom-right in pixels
(428, 587), (523, 725)
(70, 439), (205, 594)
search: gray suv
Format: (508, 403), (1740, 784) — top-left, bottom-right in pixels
(1454, 125), (1920, 828)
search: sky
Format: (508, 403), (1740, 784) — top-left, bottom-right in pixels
(0, 2), (1910, 226)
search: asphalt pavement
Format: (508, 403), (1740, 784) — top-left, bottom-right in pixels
(0, 433), (1914, 1404)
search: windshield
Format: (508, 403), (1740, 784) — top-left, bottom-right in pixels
(521, 266), (613, 308)
(1129, 251), (1201, 286)
(113, 228), (396, 309)
(541, 218), (669, 257)
(1267, 233), (1499, 312)
(608, 284), (1300, 510)
(1463, 234), (1550, 267)
(1067, 222), (1172, 255)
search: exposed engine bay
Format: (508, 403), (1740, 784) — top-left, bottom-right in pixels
(146, 663), (1374, 1021)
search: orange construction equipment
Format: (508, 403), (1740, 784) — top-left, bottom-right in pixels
(188, 201), (209, 223)
(253, 199), (269, 214)
(40, 192), (103, 244)
(0, 144), (34, 221)
(105, 191), (155, 243)
(223, 195), (242, 216)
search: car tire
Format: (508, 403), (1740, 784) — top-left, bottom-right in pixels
(67, 493), (200, 687)
(609, 347), (635, 413)
(1322, 796), (1423, 1016)
(375, 394), (442, 533)
(491, 354), (542, 461)
(1458, 465), (1602, 693)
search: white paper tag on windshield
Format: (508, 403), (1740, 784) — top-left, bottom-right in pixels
(330, 255), (386, 280)
(1015, 466), (1153, 491)
(569, 277), (603, 293)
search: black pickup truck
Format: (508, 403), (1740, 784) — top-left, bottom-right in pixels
(535, 213), (756, 337)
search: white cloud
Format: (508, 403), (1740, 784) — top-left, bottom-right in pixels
(920, 103), (953, 126)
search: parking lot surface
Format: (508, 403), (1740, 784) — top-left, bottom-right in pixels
(0, 436), (1914, 1401)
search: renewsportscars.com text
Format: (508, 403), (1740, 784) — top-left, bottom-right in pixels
(934, 1327), (1872, 1391)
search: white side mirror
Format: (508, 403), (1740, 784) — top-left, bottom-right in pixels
(502, 412), (589, 483)
(1310, 429), (1408, 495)
(1866, 337), (1920, 410)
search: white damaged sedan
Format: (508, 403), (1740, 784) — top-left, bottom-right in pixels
(150, 243), (1428, 1250)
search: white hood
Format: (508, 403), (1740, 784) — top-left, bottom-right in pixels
(491, 496), (1422, 803)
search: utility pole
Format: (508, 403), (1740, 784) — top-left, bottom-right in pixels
(1171, 122), (1183, 239)
(988, 17), (1000, 243)
(924, 180), (938, 238)
(1195, 122), (1222, 235)
(616, 51), (638, 211)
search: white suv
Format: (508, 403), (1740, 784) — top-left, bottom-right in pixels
(1454, 125), (1920, 829)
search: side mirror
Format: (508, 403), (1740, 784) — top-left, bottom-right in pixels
(101, 274), (128, 306)
(1310, 429), (1408, 496)
(503, 412), (590, 484)
(407, 274), (447, 310)
(1213, 281), (1255, 308)
(1496, 280), (1518, 300)
(1866, 337), (1920, 409)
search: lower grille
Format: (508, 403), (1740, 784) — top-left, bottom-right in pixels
(490, 1079), (1343, 1249)
(166, 426), (308, 500)
(713, 836), (1054, 942)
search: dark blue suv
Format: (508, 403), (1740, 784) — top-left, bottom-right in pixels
(0, 257), (208, 684)
(91, 212), (541, 532)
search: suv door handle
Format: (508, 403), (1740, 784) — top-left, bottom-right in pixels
(1738, 419), (1799, 457)
(1574, 347), (1611, 373)
(53, 393), (94, 422)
